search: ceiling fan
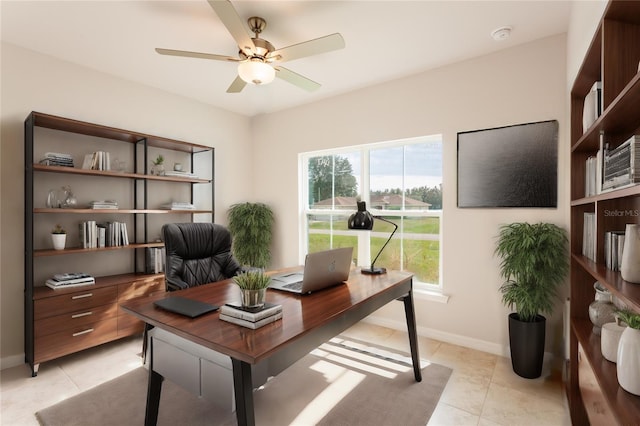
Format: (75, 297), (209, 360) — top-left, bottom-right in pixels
(156, 0), (345, 93)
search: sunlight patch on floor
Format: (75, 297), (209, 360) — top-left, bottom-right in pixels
(292, 360), (365, 425)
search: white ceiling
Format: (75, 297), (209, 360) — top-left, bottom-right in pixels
(1, 1), (572, 117)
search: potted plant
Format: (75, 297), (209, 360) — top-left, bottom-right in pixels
(228, 202), (274, 269)
(151, 154), (164, 175)
(495, 222), (569, 378)
(51, 224), (66, 250)
(616, 309), (640, 395)
(233, 270), (271, 308)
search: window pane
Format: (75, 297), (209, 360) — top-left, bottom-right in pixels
(307, 153), (360, 210)
(402, 216), (440, 284)
(307, 214), (358, 261)
(405, 142), (443, 210)
(369, 146), (403, 209)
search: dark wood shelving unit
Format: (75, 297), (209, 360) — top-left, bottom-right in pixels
(24, 111), (215, 376)
(568, 1), (640, 424)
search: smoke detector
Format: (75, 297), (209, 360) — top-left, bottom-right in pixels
(491, 26), (512, 41)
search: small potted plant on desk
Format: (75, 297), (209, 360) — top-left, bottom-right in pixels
(233, 270), (271, 309)
(51, 224), (66, 250)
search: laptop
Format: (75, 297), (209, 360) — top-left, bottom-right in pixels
(269, 247), (353, 294)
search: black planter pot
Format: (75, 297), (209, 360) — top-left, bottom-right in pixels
(508, 312), (546, 379)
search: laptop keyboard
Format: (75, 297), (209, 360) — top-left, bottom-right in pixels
(283, 281), (303, 291)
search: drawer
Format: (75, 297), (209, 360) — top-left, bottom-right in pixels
(34, 318), (118, 364)
(35, 286), (118, 320)
(35, 304), (118, 338)
(118, 277), (165, 302)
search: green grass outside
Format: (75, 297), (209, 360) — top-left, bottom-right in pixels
(309, 234), (440, 284)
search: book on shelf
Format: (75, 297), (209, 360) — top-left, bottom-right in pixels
(582, 212), (596, 261)
(582, 81), (602, 133)
(584, 132), (606, 197)
(145, 247), (165, 274)
(602, 135), (640, 191)
(46, 274), (95, 289)
(46, 279), (95, 290)
(89, 200), (118, 209)
(79, 221), (128, 248)
(220, 303), (282, 322)
(219, 311), (283, 329)
(161, 202), (196, 210)
(53, 272), (92, 281)
(81, 151), (111, 171)
(40, 152), (74, 167)
(604, 230), (626, 271)
(163, 170), (199, 179)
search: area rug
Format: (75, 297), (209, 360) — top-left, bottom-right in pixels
(36, 337), (451, 426)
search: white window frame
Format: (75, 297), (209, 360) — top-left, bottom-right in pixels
(299, 135), (444, 297)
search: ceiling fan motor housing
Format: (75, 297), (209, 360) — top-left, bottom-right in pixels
(239, 37), (275, 60)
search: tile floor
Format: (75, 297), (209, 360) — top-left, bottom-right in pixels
(0, 322), (570, 425)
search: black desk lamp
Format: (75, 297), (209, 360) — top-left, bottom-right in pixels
(348, 201), (398, 274)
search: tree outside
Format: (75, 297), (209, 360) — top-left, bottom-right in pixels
(308, 155), (358, 205)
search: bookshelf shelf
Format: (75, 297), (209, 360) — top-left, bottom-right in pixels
(34, 242), (165, 257)
(33, 164), (211, 183)
(24, 111), (215, 376)
(34, 208), (213, 214)
(568, 1), (640, 423)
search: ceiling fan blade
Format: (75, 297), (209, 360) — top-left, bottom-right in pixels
(155, 48), (238, 62)
(275, 66), (321, 92)
(267, 33), (345, 63)
(207, 0), (256, 55)
(226, 75), (247, 93)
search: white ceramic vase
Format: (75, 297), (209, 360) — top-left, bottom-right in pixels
(621, 224), (640, 283)
(601, 322), (626, 363)
(617, 326), (640, 395)
(51, 233), (66, 250)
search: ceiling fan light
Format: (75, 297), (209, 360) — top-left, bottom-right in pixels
(238, 59), (275, 85)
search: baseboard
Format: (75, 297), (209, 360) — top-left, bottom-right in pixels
(362, 316), (509, 357)
(362, 316), (559, 373)
(1, 353), (25, 371)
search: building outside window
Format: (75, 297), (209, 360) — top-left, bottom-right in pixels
(300, 135), (442, 290)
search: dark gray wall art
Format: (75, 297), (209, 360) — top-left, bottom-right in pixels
(457, 120), (558, 208)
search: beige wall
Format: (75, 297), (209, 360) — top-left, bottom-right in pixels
(0, 42), (253, 364)
(252, 34), (569, 356)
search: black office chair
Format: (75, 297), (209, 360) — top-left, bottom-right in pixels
(162, 222), (242, 291)
(143, 223), (242, 363)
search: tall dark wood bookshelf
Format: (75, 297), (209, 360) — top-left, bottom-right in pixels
(568, 1), (640, 423)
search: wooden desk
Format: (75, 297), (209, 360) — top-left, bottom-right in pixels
(121, 269), (421, 426)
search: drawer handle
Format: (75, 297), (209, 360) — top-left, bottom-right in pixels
(71, 293), (93, 300)
(72, 328), (94, 337)
(71, 311), (92, 319)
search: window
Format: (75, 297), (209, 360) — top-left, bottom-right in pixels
(300, 135), (443, 290)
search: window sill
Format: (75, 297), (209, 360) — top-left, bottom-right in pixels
(413, 286), (449, 304)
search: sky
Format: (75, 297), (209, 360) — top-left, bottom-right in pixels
(345, 139), (442, 192)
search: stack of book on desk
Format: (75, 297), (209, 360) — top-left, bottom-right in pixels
(219, 303), (282, 329)
(45, 272), (95, 290)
